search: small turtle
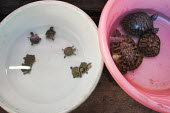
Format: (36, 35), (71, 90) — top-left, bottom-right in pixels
(137, 31), (160, 57)
(46, 27), (56, 40)
(121, 12), (159, 36)
(28, 32), (41, 45)
(70, 66), (82, 78)
(79, 62), (92, 74)
(110, 29), (143, 74)
(21, 54), (36, 75)
(62, 46), (76, 58)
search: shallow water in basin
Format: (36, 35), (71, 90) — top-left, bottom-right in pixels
(5, 25), (91, 104)
(110, 11), (170, 95)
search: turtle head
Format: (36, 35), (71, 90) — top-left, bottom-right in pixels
(151, 14), (158, 21)
(87, 63), (92, 70)
(50, 27), (53, 30)
(30, 32), (34, 36)
(121, 71), (127, 75)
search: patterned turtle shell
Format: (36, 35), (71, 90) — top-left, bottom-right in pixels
(121, 12), (158, 36)
(110, 30), (143, 74)
(137, 32), (160, 57)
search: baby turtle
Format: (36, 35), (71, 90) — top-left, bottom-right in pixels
(62, 46), (76, 58)
(46, 27), (56, 40)
(110, 29), (143, 74)
(137, 31), (160, 57)
(121, 12), (159, 36)
(28, 32), (41, 45)
(21, 54), (36, 75)
(70, 66), (82, 78)
(79, 62), (92, 74)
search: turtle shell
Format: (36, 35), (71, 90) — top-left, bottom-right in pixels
(46, 27), (56, 40)
(28, 33), (41, 45)
(64, 47), (74, 56)
(30, 37), (41, 45)
(121, 12), (154, 36)
(110, 35), (143, 73)
(21, 54), (35, 75)
(23, 54), (35, 65)
(137, 32), (160, 57)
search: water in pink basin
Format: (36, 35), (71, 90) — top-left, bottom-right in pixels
(111, 9), (170, 106)
(124, 14), (170, 95)
(110, 9), (170, 95)
(111, 9), (170, 101)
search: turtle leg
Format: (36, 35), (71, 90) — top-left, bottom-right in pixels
(121, 71), (127, 75)
(85, 71), (88, 74)
(23, 71), (27, 75)
(79, 72), (82, 77)
(151, 14), (158, 21)
(73, 53), (76, 55)
(22, 69), (31, 75)
(113, 29), (121, 37)
(64, 56), (66, 58)
(152, 28), (159, 34)
(73, 48), (76, 51)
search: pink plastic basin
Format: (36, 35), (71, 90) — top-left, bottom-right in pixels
(98, 0), (170, 112)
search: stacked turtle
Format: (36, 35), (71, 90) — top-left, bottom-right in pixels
(21, 54), (36, 74)
(121, 12), (160, 57)
(70, 62), (92, 78)
(110, 12), (160, 75)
